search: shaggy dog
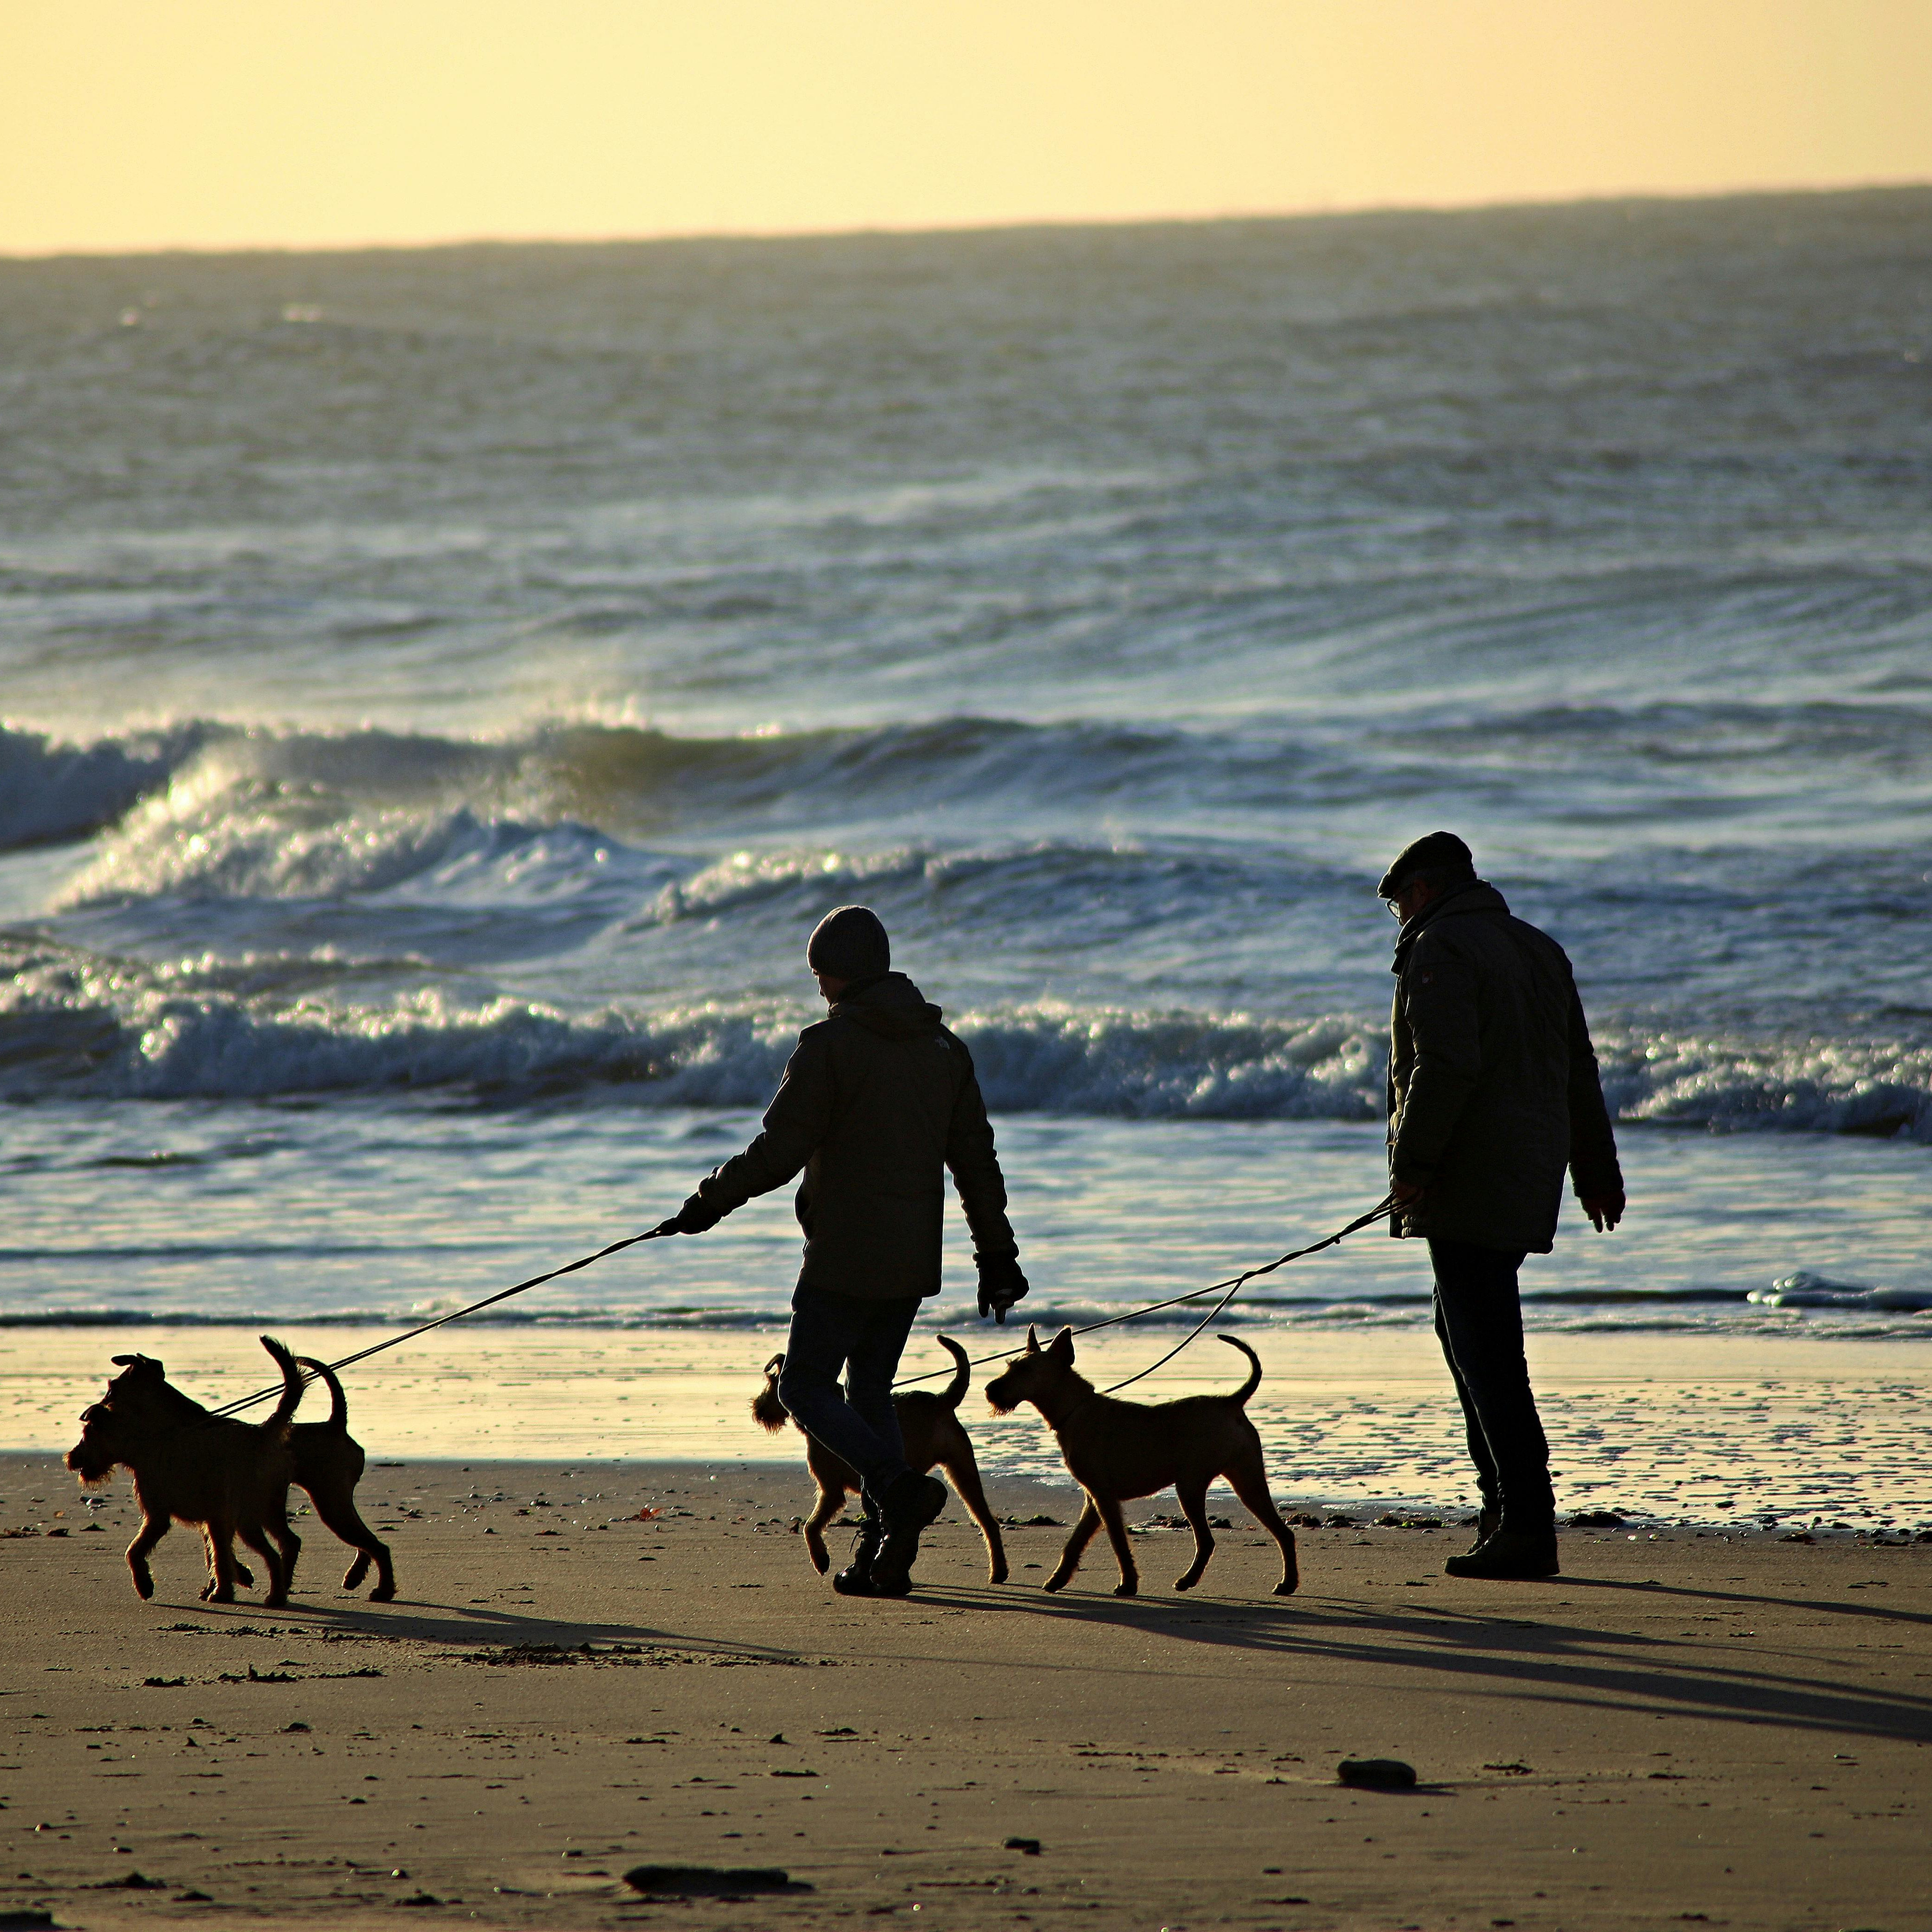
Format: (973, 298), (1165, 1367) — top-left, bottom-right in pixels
(67, 1337), (305, 1606)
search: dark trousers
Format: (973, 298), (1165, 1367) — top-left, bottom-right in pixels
(776, 1286), (920, 1512)
(1428, 1238), (1555, 1535)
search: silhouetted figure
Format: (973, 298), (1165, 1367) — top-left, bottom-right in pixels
(660, 904), (1026, 1596)
(1378, 833), (1624, 1580)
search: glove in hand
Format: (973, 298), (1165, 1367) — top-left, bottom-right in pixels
(976, 1253), (1029, 1324)
(669, 1192), (723, 1236)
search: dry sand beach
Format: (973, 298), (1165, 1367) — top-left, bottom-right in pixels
(4, 1437), (1930, 1932)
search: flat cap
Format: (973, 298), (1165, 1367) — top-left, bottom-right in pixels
(1376, 830), (1475, 899)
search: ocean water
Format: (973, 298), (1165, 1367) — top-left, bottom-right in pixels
(3, 190), (1930, 1383)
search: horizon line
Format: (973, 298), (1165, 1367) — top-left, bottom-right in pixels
(7, 176), (1929, 266)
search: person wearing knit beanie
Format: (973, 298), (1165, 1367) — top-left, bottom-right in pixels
(655, 905), (1027, 1599)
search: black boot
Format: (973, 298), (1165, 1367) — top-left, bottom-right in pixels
(1467, 1505), (1500, 1553)
(830, 1515), (883, 1596)
(1443, 1527), (1559, 1580)
(869, 1473), (947, 1599)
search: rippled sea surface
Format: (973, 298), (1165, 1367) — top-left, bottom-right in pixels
(3, 189), (1930, 1356)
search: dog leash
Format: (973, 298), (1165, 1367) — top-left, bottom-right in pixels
(891, 1192), (1398, 1393)
(209, 1194), (1395, 1417)
(206, 1227), (675, 1417)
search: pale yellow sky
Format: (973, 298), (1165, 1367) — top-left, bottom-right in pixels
(5, 0), (1930, 255)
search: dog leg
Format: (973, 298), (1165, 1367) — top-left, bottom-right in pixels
(1174, 1478), (1214, 1591)
(240, 1521), (287, 1608)
(199, 1527), (254, 1599)
(940, 1451), (1008, 1584)
(1224, 1453), (1299, 1596)
(305, 1484), (393, 1599)
(205, 1517), (240, 1604)
(1044, 1498), (1102, 1593)
(802, 1479), (846, 1576)
(265, 1503), (301, 1605)
(1096, 1495), (1140, 1597)
(126, 1514), (169, 1601)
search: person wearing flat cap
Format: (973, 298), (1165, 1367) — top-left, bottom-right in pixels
(658, 905), (1028, 1598)
(1377, 832), (1625, 1580)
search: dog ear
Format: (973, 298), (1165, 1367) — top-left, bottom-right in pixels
(1024, 1325), (1040, 1354)
(1048, 1326), (1075, 1364)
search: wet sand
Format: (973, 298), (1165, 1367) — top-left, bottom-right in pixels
(7, 1324), (1929, 1528)
(3, 1452), (1929, 1930)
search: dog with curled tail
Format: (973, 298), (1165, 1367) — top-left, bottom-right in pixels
(289, 1356), (396, 1601)
(67, 1336), (305, 1606)
(985, 1326), (1299, 1599)
(753, 1333), (1007, 1583)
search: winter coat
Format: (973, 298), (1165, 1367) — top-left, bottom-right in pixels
(686, 972), (1017, 1300)
(1387, 880), (1623, 1253)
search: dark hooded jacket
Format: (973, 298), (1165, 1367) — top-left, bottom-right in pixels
(686, 972), (1017, 1300)
(1388, 880), (1622, 1253)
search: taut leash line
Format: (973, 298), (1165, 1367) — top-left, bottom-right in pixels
(891, 1192), (1397, 1392)
(207, 1194), (1394, 1416)
(208, 1227), (674, 1418)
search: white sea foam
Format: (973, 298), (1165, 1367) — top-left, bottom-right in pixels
(5, 930), (1928, 1145)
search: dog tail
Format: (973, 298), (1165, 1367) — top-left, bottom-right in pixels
(751, 1352), (790, 1433)
(1218, 1334), (1263, 1406)
(296, 1357), (351, 1430)
(258, 1335), (305, 1431)
(934, 1334), (971, 1411)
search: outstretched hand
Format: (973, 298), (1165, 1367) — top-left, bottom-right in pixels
(659, 1194), (723, 1237)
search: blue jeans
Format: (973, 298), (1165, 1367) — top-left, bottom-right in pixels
(1429, 1239), (1555, 1535)
(776, 1287), (920, 1512)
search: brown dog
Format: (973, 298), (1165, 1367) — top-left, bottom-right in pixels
(752, 1334), (1007, 1584)
(289, 1357), (396, 1601)
(67, 1336), (305, 1606)
(985, 1326), (1298, 1598)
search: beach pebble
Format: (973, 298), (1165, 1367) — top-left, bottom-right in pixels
(1004, 1837), (1043, 1855)
(1337, 1757), (1416, 1789)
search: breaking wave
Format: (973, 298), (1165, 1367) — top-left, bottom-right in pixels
(1, 929), (1928, 1140)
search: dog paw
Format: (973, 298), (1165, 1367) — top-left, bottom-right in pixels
(133, 1574), (155, 1600)
(1113, 1580), (1139, 1598)
(1043, 1573), (1069, 1593)
(1274, 1577), (1299, 1596)
(343, 1558), (370, 1588)
(369, 1584), (397, 1602)
(1174, 1574), (1200, 1592)
(989, 1566), (1009, 1585)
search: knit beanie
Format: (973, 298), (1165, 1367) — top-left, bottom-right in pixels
(806, 905), (891, 981)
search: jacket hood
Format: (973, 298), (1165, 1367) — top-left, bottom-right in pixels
(1391, 878), (1510, 971)
(833, 970), (945, 1039)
